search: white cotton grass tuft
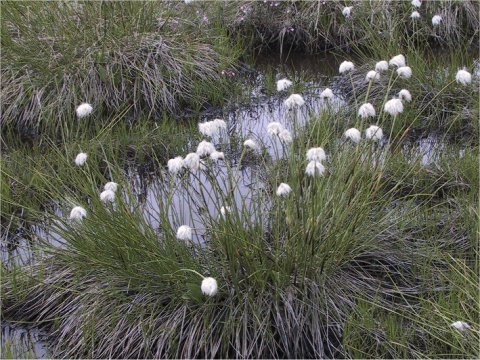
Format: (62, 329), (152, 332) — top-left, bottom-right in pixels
(389, 54), (406, 68)
(398, 89), (412, 102)
(384, 98), (404, 116)
(276, 78), (293, 92)
(344, 128), (361, 143)
(375, 61), (389, 72)
(210, 151), (225, 161)
(410, 11), (421, 19)
(305, 161), (325, 177)
(397, 66), (412, 79)
(432, 15), (442, 26)
(184, 153), (201, 172)
(365, 125), (383, 141)
(176, 225), (192, 241)
(358, 103), (376, 118)
(75, 103), (93, 118)
(451, 321), (471, 331)
(100, 189), (115, 203)
(104, 182), (118, 192)
(201, 277), (218, 296)
(243, 139), (259, 150)
(267, 122), (284, 136)
(342, 6), (352, 18)
(198, 119), (227, 137)
(220, 205), (231, 218)
(365, 70), (380, 81)
(455, 69), (472, 85)
(278, 129), (293, 143)
(168, 156), (184, 174)
(276, 183), (292, 197)
(320, 88), (334, 100)
(69, 206), (87, 221)
(284, 94), (305, 109)
(411, 0), (421, 8)
(306, 147), (326, 162)
(75, 152), (88, 166)
(196, 141), (216, 157)
(339, 61), (355, 74)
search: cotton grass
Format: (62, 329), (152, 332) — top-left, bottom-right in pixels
(100, 190), (115, 203)
(267, 122), (284, 136)
(199, 119), (227, 137)
(375, 61), (389, 72)
(451, 321), (471, 331)
(411, 0), (421, 8)
(342, 6), (352, 18)
(74, 153), (88, 166)
(276, 183), (292, 197)
(184, 153), (201, 172)
(320, 88), (334, 100)
(276, 78), (292, 92)
(243, 139), (259, 150)
(410, 11), (421, 19)
(201, 277), (218, 296)
(305, 161), (325, 177)
(365, 125), (383, 141)
(358, 103), (376, 118)
(278, 129), (293, 143)
(432, 15), (442, 26)
(69, 206), (86, 221)
(384, 98), (404, 116)
(284, 94), (305, 109)
(168, 157), (184, 174)
(365, 71), (380, 81)
(104, 182), (118, 192)
(176, 225), (192, 241)
(339, 61), (355, 74)
(196, 141), (216, 157)
(398, 89), (412, 102)
(389, 54), (406, 68)
(344, 128), (361, 143)
(397, 66), (412, 79)
(210, 151), (225, 161)
(306, 147), (326, 162)
(75, 103), (93, 118)
(455, 69), (472, 85)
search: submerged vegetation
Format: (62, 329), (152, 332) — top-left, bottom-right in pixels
(1, 0), (479, 359)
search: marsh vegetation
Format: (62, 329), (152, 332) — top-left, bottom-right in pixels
(1, 1), (479, 359)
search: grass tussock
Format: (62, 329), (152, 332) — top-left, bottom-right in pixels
(1, 1), (241, 136)
(217, 0), (479, 53)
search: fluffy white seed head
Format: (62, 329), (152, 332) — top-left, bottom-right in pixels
(100, 189), (115, 203)
(69, 206), (86, 221)
(358, 103), (376, 118)
(384, 98), (404, 116)
(267, 122), (284, 136)
(389, 54), (406, 68)
(104, 182), (118, 192)
(451, 321), (471, 331)
(220, 205), (231, 217)
(276, 183), (292, 197)
(398, 89), (412, 102)
(339, 61), (355, 74)
(201, 277), (218, 296)
(456, 69), (472, 85)
(397, 66), (412, 79)
(284, 94), (305, 109)
(305, 161), (325, 177)
(278, 129), (293, 143)
(375, 61), (389, 72)
(365, 125), (384, 141)
(184, 153), (201, 172)
(196, 141), (216, 157)
(176, 225), (192, 241)
(342, 6), (352, 18)
(365, 70), (380, 81)
(243, 139), (259, 150)
(75, 103), (93, 118)
(75, 152), (88, 166)
(277, 78), (293, 92)
(411, 0), (421, 8)
(306, 147), (326, 162)
(410, 11), (421, 19)
(210, 151), (225, 161)
(344, 128), (361, 143)
(432, 15), (442, 26)
(168, 156), (184, 174)
(320, 88), (334, 100)
(198, 119), (226, 137)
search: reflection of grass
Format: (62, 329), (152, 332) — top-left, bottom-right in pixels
(3, 98), (478, 357)
(1, 1), (241, 136)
